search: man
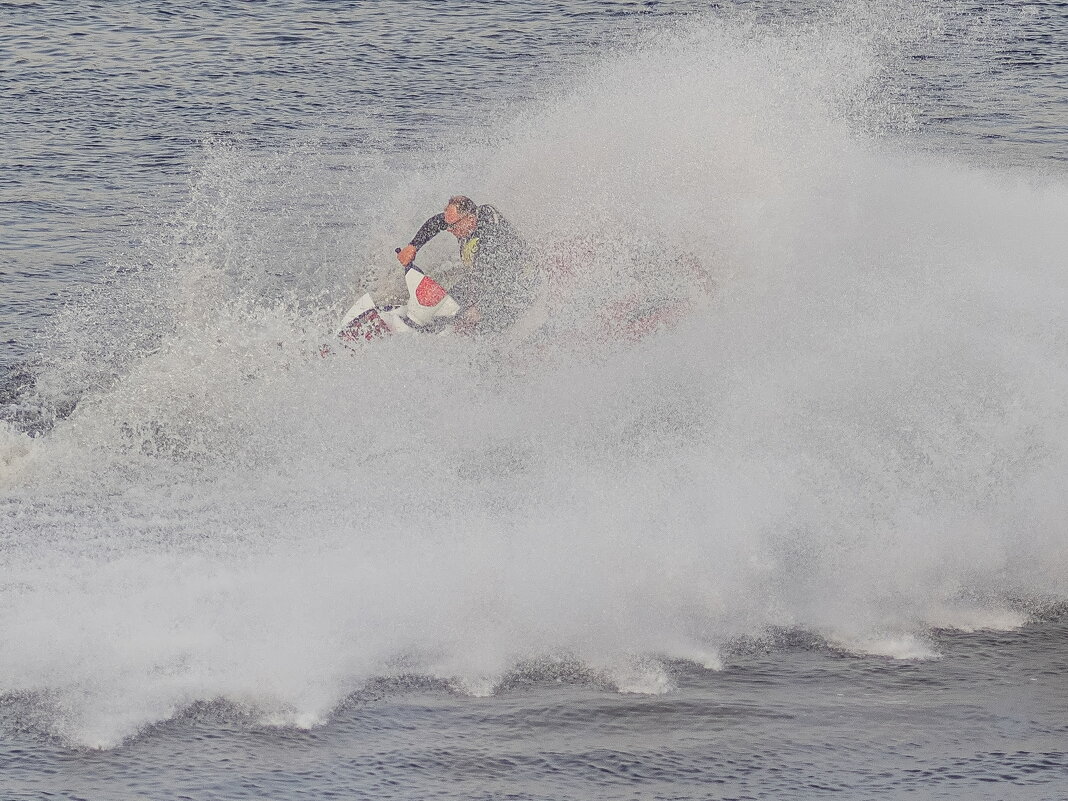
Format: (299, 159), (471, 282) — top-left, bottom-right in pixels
(397, 195), (535, 334)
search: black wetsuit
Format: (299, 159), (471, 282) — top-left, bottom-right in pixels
(408, 204), (534, 333)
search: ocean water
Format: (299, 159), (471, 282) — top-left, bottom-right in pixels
(1, 1), (1067, 799)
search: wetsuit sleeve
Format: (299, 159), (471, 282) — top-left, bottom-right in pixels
(409, 214), (448, 250)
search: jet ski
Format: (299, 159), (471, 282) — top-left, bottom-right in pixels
(335, 258), (460, 344)
(332, 243), (717, 349)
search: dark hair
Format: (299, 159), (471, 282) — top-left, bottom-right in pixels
(447, 195), (477, 216)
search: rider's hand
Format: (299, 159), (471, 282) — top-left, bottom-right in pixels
(397, 244), (417, 267)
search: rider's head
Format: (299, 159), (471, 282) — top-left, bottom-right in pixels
(444, 195), (477, 238)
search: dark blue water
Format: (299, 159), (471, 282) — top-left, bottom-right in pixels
(3, 618), (1067, 799)
(1, 2), (1067, 799)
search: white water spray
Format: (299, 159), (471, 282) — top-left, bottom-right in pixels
(2, 12), (1067, 748)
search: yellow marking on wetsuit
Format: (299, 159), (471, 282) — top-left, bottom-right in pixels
(461, 237), (479, 266)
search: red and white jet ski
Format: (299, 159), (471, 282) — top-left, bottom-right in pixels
(332, 242), (716, 349)
(336, 261), (460, 343)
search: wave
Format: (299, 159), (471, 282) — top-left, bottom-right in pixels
(2, 8), (1067, 748)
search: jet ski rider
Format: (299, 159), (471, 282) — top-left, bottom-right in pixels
(396, 195), (536, 334)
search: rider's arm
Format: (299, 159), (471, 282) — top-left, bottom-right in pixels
(398, 214), (448, 266)
(410, 214), (448, 249)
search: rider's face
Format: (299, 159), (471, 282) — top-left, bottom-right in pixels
(444, 204), (476, 238)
